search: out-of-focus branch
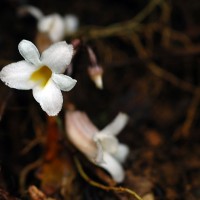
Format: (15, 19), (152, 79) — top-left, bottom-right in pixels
(21, 137), (45, 155)
(71, 0), (197, 58)
(19, 159), (43, 194)
(182, 89), (200, 133)
(129, 33), (197, 93)
(175, 89), (200, 138)
(129, 33), (200, 137)
(72, 0), (163, 39)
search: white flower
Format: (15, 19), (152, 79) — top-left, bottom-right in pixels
(65, 111), (129, 183)
(64, 14), (79, 35)
(38, 13), (65, 42)
(18, 6), (79, 42)
(0, 40), (77, 116)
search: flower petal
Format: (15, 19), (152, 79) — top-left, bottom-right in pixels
(18, 40), (42, 66)
(64, 14), (79, 34)
(111, 144), (129, 163)
(93, 133), (119, 154)
(32, 79), (63, 116)
(38, 14), (65, 42)
(65, 111), (98, 161)
(52, 73), (77, 91)
(95, 140), (104, 163)
(18, 5), (44, 20)
(98, 152), (125, 183)
(99, 113), (129, 136)
(0, 60), (36, 90)
(41, 41), (73, 73)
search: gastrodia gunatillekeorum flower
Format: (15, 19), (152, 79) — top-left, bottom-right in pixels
(65, 111), (129, 183)
(18, 6), (79, 42)
(38, 14), (79, 42)
(0, 40), (77, 116)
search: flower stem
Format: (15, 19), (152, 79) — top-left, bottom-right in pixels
(74, 157), (144, 200)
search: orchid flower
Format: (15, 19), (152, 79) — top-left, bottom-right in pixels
(18, 6), (79, 42)
(0, 40), (77, 116)
(65, 111), (129, 183)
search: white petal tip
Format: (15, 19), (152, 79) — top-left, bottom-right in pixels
(52, 74), (77, 92)
(19, 39), (30, 44)
(69, 79), (77, 90)
(64, 78), (77, 91)
(18, 40), (41, 66)
(99, 112), (129, 136)
(64, 14), (79, 34)
(99, 153), (125, 183)
(94, 75), (103, 89)
(40, 100), (62, 116)
(18, 39), (35, 54)
(0, 61), (36, 90)
(33, 81), (63, 116)
(113, 144), (130, 163)
(18, 39), (27, 48)
(118, 112), (129, 123)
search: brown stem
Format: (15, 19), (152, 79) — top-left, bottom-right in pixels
(74, 157), (144, 200)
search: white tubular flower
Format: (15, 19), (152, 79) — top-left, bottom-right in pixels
(18, 6), (79, 42)
(65, 111), (129, 183)
(0, 40), (77, 116)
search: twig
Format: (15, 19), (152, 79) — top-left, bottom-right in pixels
(138, 21), (194, 54)
(74, 157), (144, 200)
(146, 62), (196, 93)
(129, 33), (197, 93)
(72, 0), (163, 39)
(177, 89), (200, 138)
(19, 159), (43, 194)
(129, 33), (200, 137)
(21, 137), (45, 155)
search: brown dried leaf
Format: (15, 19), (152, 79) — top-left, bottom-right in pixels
(28, 185), (47, 200)
(145, 130), (163, 147)
(36, 156), (77, 198)
(36, 117), (79, 199)
(142, 193), (155, 200)
(124, 171), (153, 196)
(28, 185), (55, 200)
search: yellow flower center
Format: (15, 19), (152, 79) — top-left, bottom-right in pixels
(30, 66), (52, 87)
